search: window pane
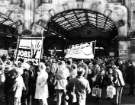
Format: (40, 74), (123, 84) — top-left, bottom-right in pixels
(41, 0), (52, 3)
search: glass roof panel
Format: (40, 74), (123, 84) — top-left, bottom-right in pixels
(71, 24), (81, 27)
(0, 17), (5, 22)
(55, 17), (65, 22)
(89, 17), (96, 23)
(60, 22), (71, 26)
(88, 13), (96, 18)
(79, 17), (86, 21)
(63, 11), (74, 16)
(49, 9), (117, 35)
(80, 21), (87, 25)
(61, 24), (71, 28)
(77, 13), (85, 18)
(68, 18), (77, 22)
(66, 16), (77, 21)
(3, 20), (14, 25)
(70, 20), (80, 24)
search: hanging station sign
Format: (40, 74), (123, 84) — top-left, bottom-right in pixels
(16, 37), (43, 61)
(118, 41), (129, 60)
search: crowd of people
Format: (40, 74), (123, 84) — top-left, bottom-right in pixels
(0, 55), (135, 105)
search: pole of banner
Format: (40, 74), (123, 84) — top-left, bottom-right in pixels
(31, 36), (32, 60)
(15, 35), (21, 61)
(93, 40), (96, 56)
(40, 29), (44, 63)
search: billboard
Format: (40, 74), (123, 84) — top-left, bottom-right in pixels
(119, 41), (129, 60)
(16, 37), (43, 61)
(65, 42), (94, 59)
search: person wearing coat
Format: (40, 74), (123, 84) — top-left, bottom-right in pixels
(66, 66), (91, 105)
(55, 61), (70, 105)
(112, 65), (125, 105)
(35, 62), (48, 105)
(125, 61), (135, 96)
(13, 68), (26, 105)
(21, 63), (30, 105)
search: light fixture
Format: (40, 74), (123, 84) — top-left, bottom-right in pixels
(58, 36), (62, 38)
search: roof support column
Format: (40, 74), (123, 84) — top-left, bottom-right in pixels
(24, 0), (34, 30)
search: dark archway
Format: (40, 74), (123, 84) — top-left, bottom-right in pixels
(0, 12), (18, 50)
(44, 9), (118, 56)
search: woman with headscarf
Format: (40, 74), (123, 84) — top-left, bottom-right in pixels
(35, 62), (48, 105)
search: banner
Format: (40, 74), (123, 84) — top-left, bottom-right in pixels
(0, 49), (8, 56)
(65, 42), (94, 59)
(17, 37), (43, 60)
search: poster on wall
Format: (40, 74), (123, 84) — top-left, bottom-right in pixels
(119, 41), (129, 60)
(65, 42), (94, 59)
(16, 37), (43, 61)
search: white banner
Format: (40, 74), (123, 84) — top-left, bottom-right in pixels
(17, 37), (43, 60)
(0, 49), (8, 56)
(65, 42), (94, 59)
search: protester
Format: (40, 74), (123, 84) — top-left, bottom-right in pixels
(0, 55), (128, 105)
(55, 61), (69, 105)
(12, 68), (26, 105)
(21, 63), (30, 105)
(67, 66), (91, 105)
(35, 62), (49, 105)
(112, 65), (125, 105)
(125, 61), (135, 96)
(4, 65), (15, 105)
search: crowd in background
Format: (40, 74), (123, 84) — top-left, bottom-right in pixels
(0, 55), (135, 105)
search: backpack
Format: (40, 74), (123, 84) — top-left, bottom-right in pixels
(106, 85), (116, 99)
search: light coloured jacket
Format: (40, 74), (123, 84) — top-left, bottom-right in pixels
(13, 75), (26, 98)
(115, 68), (125, 87)
(35, 70), (48, 99)
(55, 64), (69, 90)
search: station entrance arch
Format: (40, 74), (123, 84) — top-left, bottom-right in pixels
(44, 9), (118, 57)
(32, 0), (128, 58)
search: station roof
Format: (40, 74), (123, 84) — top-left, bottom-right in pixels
(47, 9), (118, 41)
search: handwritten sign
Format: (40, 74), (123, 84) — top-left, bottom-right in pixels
(17, 37), (43, 60)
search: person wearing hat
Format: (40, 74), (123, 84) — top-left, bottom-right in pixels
(112, 65), (125, 105)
